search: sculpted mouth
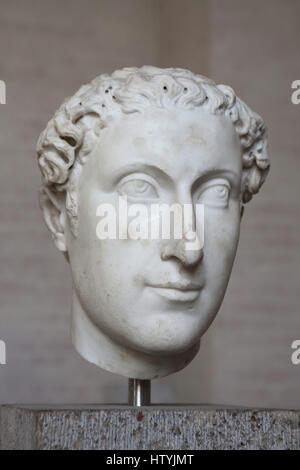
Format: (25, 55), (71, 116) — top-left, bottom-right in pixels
(147, 282), (202, 302)
(149, 282), (201, 291)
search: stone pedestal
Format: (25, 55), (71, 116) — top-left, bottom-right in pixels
(0, 405), (299, 450)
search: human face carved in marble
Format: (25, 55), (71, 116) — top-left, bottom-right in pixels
(65, 106), (242, 356)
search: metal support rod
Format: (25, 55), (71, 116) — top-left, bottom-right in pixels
(128, 379), (151, 406)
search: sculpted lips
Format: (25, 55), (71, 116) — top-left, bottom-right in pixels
(147, 281), (202, 302)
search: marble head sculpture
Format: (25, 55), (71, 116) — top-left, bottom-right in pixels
(37, 66), (270, 379)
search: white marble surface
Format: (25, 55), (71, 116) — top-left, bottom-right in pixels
(37, 66), (268, 379)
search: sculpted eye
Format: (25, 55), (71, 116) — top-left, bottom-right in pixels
(198, 180), (231, 208)
(118, 177), (159, 200)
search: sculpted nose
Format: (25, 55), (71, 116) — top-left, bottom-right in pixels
(159, 197), (204, 268)
(160, 220), (204, 267)
(161, 237), (203, 267)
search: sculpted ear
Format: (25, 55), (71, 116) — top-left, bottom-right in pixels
(39, 187), (68, 253)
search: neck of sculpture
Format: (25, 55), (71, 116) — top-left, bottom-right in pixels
(71, 288), (200, 380)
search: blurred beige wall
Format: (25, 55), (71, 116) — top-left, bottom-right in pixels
(203, 0), (300, 408)
(0, 0), (299, 408)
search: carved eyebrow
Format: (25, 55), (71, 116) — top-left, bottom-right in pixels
(111, 164), (239, 192)
(112, 163), (174, 187)
(191, 168), (239, 193)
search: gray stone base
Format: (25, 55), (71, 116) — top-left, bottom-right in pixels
(0, 405), (299, 450)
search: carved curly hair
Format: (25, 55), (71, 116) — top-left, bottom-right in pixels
(37, 66), (270, 235)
